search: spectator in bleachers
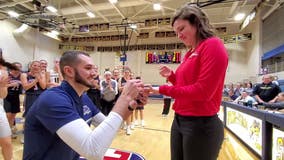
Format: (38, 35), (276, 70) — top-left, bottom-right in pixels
(244, 82), (253, 96)
(272, 75), (279, 86)
(234, 82), (244, 97)
(253, 74), (281, 103)
(233, 91), (256, 105)
(222, 84), (229, 97)
(262, 92), (284, 109)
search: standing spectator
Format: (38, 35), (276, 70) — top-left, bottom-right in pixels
(151, 4), (228, 160)
(4, 62), (22, 137)
(118, 67), (133, 135)
(112, 68), (120, 82)
(253, 74), (281, 103)
(87, 65), (102, 111)
(21, 61), (47, 117)
(48, 58), (63, 88)
(134, 76), (146, 127)
(112, 68), (121, 103)
(20, 61), (47, 144)
(40, 59), (50, 86)
(162, 80), (172, 117)
(100, 71), (118, 115)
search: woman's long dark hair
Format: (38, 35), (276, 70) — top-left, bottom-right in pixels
(0, 57), (19, 70)
(172, 4), (214, 42)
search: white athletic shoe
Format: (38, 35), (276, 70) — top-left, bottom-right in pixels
(20, 137), (24, 144)
(130, 123), (135, 129)
(11, 126), (18, 134)
(126, 126), (131, 135)
(11, 134), (17, 139)
(141, 120), (145, 127)
(134, 120), (138, 126)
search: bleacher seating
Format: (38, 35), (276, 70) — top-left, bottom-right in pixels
(277, 80), (284, 92)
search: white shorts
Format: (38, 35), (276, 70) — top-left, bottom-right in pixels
(0, 105), (11, 138)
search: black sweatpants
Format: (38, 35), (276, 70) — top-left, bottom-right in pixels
(171, 113), (224, 160)
(162, 98), (171, 115)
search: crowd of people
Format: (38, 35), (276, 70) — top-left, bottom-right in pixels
(0, 51), (151, 160)
(224, 74), (284, 110)
(1, 2), (281, 160)
(0, 49), (156, 159)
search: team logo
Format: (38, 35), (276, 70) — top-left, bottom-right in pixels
(79, 148), (145, 160)
(82, 105), (91, 115)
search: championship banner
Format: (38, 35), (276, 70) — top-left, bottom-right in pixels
(145, 51), (181, 64)
(79, 148), (145, 160)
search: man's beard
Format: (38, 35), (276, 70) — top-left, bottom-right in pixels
(74, 69), (94, 88)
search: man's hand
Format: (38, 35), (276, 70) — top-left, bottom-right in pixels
(112, 79), (144, 120)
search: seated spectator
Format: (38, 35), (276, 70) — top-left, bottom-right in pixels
(263, 92), (284, 109)
(234, 83), (244, 97)
(253, 74), (281, 103)
(233, 91), (256, 106)
(272, 75), (279, 86)
(244, 82), (253, 96)
(222, 84), (229, 97)
(228, 89), (238, 101)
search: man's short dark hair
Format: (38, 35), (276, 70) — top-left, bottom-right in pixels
(59, 51), (90, 78)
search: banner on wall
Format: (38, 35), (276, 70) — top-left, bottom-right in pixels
(120, 53), (127, 62)
(145, 51), (181, 64)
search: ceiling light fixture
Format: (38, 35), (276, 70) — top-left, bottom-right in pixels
(109, 0), (118, 4)
(8, 11), (19, 18)
(44, 31), (60, 41)
(14, 24), (29, 33)
(46, 5), (57, 13)
(86, 12), (95, 18)
(234, 13), (245, 21)
(129, 24), (137, 29)
(51, 30), (59, 35)
(153, 3), (161, 11)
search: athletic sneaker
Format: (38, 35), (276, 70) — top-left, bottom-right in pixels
(141, 120), (145, 127)
(130, 123), (135, 129)
(121, 122), (127, 130)
(20, 137), (24, 144)
(126, 126), (131, 135)
(162, 114), (168, 117)
(11, 134), (17, 139)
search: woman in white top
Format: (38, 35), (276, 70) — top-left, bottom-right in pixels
(0, 57), (13, 160)
(233, 91), (256, 106)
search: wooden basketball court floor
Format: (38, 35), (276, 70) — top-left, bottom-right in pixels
(1, 99), (259, 160)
